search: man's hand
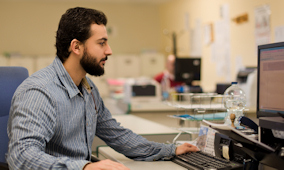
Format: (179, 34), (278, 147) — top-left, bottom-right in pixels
(175, 143), (199, 155)
(83, 159), (130, 170)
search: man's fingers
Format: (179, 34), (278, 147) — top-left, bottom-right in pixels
(185, 143), (199, 151)
(175, 143), (199, 155)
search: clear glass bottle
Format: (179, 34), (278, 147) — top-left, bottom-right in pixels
(161, 74), (170, 100)
(223, 82), (246, 127)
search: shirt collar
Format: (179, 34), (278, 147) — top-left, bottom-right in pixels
(53, 56), (92, 98)
(81, 77), (92, 94)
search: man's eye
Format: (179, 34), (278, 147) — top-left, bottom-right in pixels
(100, 42), (106, 46)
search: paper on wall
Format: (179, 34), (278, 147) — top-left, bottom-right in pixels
(274, 25), (284, 43)
(255, 5), (271, 47)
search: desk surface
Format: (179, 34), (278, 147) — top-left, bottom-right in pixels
(91, 114), (190, 152)
(112, 114), (180, 135)
(129, 100), (177, 112)
(98, 146), (186, 170)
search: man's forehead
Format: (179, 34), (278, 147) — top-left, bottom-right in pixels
(89, 23), (108, 38)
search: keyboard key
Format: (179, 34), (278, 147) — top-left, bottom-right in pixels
(171, 151), (243, 170)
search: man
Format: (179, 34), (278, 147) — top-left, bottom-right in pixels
(7, 7), (198, 170)
(154, 54), (184, 88)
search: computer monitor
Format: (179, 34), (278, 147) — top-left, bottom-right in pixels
(174, 57), (201, 86)
(257, 42), (284, 118)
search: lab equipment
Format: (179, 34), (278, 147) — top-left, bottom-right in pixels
(123, 78), (161, 103)
(223, 82), (246, 128)
(161, 74), (170, 100)
(203, 119), (284, 170)
(237, 67), (257, 108)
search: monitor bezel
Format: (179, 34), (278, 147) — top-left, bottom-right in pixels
(257, 42), (284, 118)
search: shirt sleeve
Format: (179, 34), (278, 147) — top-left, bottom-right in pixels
(154, 72), (164, 83)
(94, 93), (177, 161)
(7, 87), (89, 170)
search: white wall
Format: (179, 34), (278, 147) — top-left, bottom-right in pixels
(159, 0), (284, 92)
(0, 1), (162, 56)
(2, 0), (284, 93)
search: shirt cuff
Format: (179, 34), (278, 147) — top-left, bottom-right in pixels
(155, 144), (177, 161)
(169, 143), (177, 156)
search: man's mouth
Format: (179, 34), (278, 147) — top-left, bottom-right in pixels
(101, 56), (108, 62)
(100, 56), (108, 65)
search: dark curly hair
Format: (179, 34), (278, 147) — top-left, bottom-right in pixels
(55, 7), (107, 62)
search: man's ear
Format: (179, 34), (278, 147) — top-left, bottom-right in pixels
(69, 39), (82, 55)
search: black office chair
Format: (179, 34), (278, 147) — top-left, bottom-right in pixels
(0, 66), (29, 169)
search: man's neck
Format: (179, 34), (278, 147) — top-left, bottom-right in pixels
(63, 55), (86, 86)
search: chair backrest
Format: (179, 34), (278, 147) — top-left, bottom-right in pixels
(0, 66), (29, 163)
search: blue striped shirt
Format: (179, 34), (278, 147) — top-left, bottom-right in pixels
(7, 57), (176, 170)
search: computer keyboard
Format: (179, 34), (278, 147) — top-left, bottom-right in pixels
(171, 151), (243, 170)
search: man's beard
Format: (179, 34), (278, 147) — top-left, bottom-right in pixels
(80, 49), (108, 76)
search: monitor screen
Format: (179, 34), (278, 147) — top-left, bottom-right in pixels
(174, 57), (201, 85)
(257, 42), (284, 118)
(132, 85), (156, 97)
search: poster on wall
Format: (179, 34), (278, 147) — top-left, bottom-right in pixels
(190, 19), (202, 57)
(203, 23), (213, 45)
(211, 4), (231, 82)
(274, 26), (284, 43)
(255, 5), (271, 47)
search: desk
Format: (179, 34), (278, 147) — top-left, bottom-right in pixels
(128, 101), (177, 112)
(98, 146), (186, 170)
(91, 114), (191, 152)
(103, 97), (177, 114)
